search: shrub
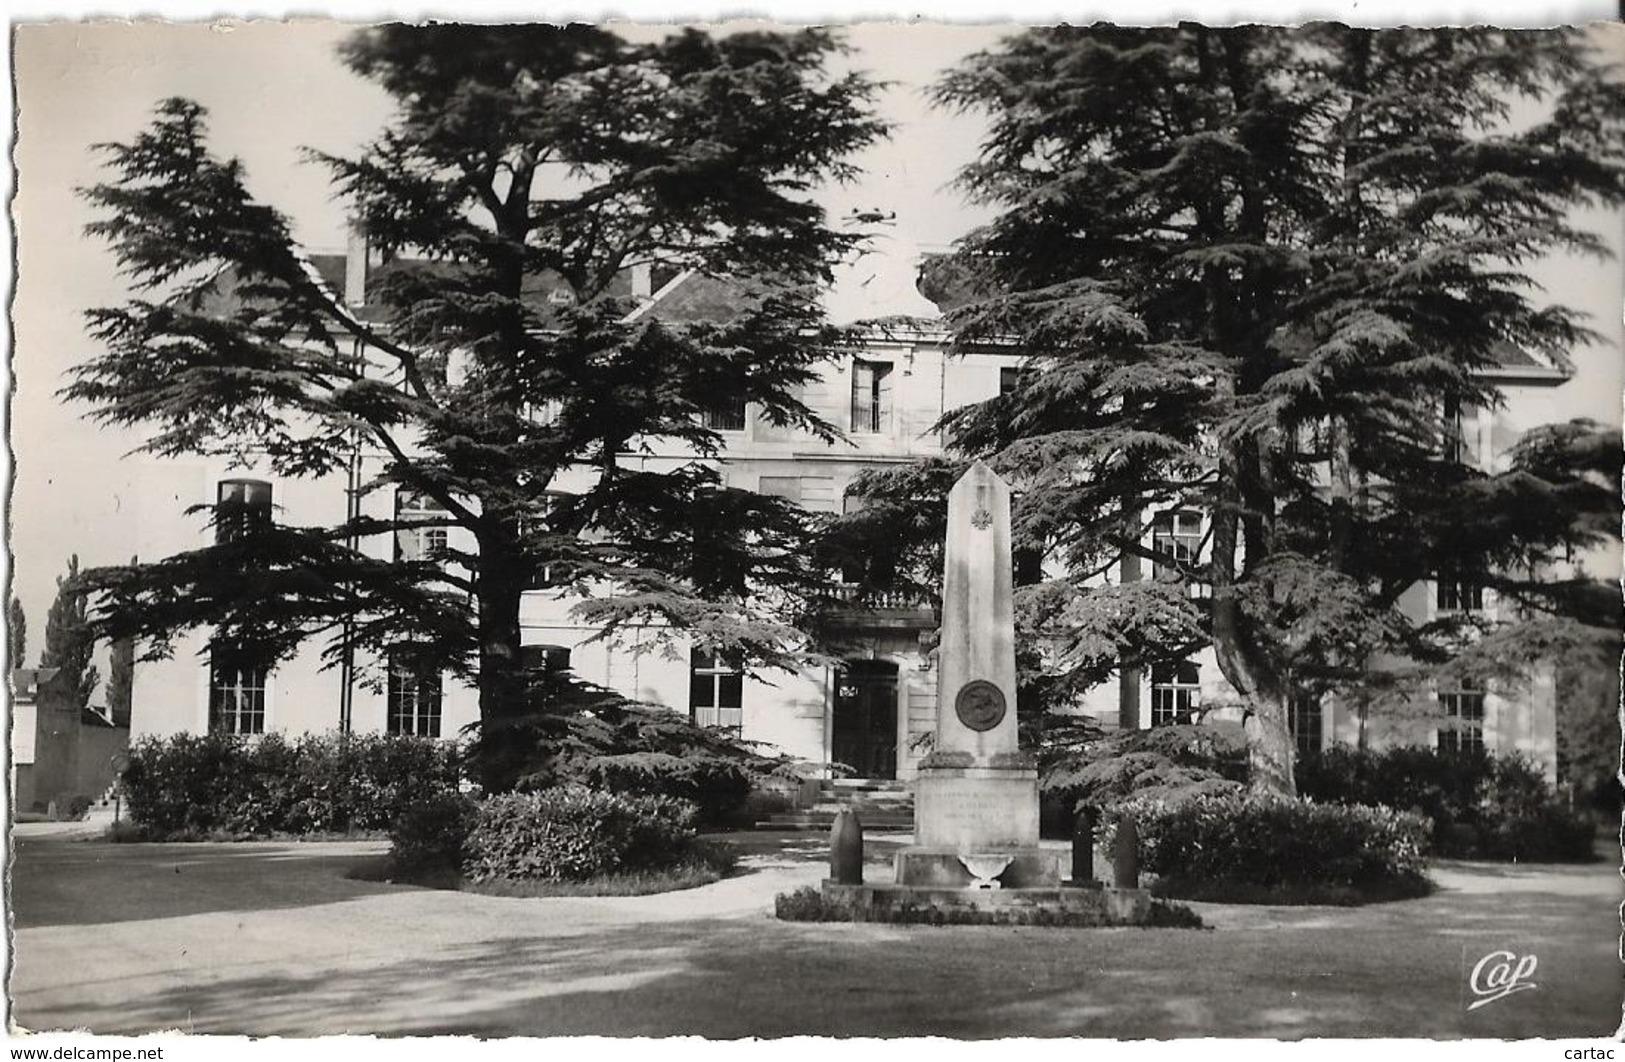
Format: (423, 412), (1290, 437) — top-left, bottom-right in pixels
(462, 786), (701, 883)
(390, 791), (479, 874)
(771, 886), (1206, 928)
(120, 731), (465, 839)
(576, 751), (754, 824)
(1040, 723), (1247, 835)
(468, 670), (799, 824)
(66, 794), (93, 821)
(1111, 791), (1433, 903)
(1296, 745), (1596, 863)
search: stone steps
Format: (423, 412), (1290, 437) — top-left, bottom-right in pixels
(758, 812), (916, 832)
(756, 777), (915, 832)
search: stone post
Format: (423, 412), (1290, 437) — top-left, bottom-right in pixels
(829, 808), (863, 885)
(1070, 806), (1098, 886)
(1112, 814), (1140, 889)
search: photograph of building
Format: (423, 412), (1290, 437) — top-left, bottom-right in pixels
(7, 13), (1622, 1046)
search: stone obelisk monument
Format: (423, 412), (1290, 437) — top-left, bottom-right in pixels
(895, 461), (1062, 889)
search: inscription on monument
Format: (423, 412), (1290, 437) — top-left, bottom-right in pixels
(931, 788), (1009, 831)
(954, 679), (1007, 732)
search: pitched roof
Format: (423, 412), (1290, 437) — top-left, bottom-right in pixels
(304, 255), (735, 327)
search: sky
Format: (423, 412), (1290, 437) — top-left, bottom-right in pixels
(6, 19), (1010, 662)
(7, 14), (1624, 683)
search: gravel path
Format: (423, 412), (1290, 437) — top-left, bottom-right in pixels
(10, 828), (1620, 1038)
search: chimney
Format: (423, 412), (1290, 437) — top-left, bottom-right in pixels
(344, 218), (369, 308)
(631, 262), (653, 301)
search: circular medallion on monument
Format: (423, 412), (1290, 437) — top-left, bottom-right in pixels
(954, 679), (1007, 732)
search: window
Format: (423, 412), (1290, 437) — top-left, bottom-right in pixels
(1014, 545), (1045, 587)
(1442, 396), (1479, 465)
(1151, 510), (1203, 583)
(521, 644), (572, 674)
(1150, 661), (1201, 726)
(703, 399), (747, 432)
(216, 479), (272, 543)
(1288, 691), (1323, 756)
(835, 493), (897, 589)
(209, 645), (267, 734)
(999, 365), (1037, 397)
(850, 359), (894, 434)
(386, 655), (442, 738)
(690, 650), (743, 732)
(1436, 577), (1484, 613)
(1437, 681), (1486, 755)
(395, 490), (450, 564)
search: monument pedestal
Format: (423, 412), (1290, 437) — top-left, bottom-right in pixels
(895, 765), (1061, 889)
(815, 464), (1152, 926)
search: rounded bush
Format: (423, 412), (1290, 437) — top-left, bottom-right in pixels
(462, 786), (700, 883)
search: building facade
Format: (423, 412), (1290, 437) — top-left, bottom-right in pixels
(127, 242), (1573, 781)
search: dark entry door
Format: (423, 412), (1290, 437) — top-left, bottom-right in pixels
(832, 660), (898, 779)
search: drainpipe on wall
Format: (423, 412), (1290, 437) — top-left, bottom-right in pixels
(338, 220), (370, 733)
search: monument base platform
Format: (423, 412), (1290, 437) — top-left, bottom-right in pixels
(822, 879), (1153, 925)
(894, 845), (1063, 889)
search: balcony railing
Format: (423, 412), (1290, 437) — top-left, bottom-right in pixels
(826, 584), (931, 610)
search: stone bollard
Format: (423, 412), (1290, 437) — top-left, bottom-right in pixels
(829, 807), (864, 885)
(1070, 805), (1098, 885)
(1112, 814), (1140, 889)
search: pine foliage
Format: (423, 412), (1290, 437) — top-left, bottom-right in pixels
(41, 554), (101, 713)
(8, 596), (25, 669)
(69, 26), (885, 788)
(841, 26), (1625, 795)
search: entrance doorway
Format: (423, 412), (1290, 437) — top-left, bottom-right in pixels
(832, 660), (898, 779)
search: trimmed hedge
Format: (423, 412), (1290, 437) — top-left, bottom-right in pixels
(772, 886), (1206, 928)
(1112, 792), (1433, 903)
(120, 731), (464, 839)
(462, 787), (702, 883)
(1296, 746), (1597, 862)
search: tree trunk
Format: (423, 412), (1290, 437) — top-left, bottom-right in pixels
(1242, 685), (1298, 798)
(474, 546), (527, 793)
(1209, 454), (1298, 799)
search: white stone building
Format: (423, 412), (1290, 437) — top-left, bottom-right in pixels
(127, 240), (1574, 782)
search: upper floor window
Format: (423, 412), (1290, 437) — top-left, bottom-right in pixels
(1151, 510), (1203, 583)
(851, 359), (894, 434)
(521, 644), (572, 675)
(703, 399), (747, 432)
(395, 490), (450, 564)
(216, 479), (272, 543)
(690, 650), (744, 732)
(1437, 680), (1486, 755)
(1436, 577), (1484, 613)
(1442, 395), (1479, 465)
(209, 644), (268, 735)
(386, 654), (443, 738)
(1288, 691), (1323, 756)
(1149, 661), (1201, 726)
(1014, 545), (1045, 587)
